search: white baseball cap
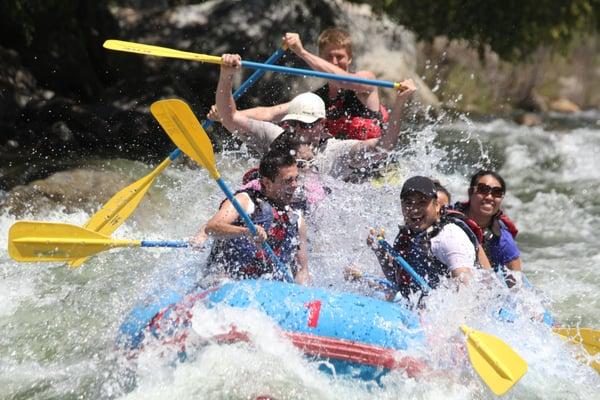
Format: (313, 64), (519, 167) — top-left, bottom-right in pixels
(281, 92), (326, 124)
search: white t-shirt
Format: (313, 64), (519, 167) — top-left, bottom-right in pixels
(313, 138), (360, 180)
(242, 119), (284, 155)
(241, 119), (369, 181)
(430, 224), (475, 272)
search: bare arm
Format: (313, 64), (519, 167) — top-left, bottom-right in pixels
(190, 223), (209, 250)
(503, 257), (522, 288)
(215, 54), (258, 138)
(344, 79), (417, 164)
(293, 216), (310, 285)
(238, 102), (291, 122)
(205, 193), (267, 242)
(284, 33), (379, 103)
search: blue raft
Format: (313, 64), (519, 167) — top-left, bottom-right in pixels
(117, 279), (427, 381)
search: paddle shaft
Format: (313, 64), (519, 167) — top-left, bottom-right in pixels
(375, 237), (527, 394)
(378, 239), (432, 293)
(166, 47), (286, 161)
(104, 40), (400, 89)
(239, 60), (398, 88)
(215, 178), (294, 283)
(141, 240), (189, 248)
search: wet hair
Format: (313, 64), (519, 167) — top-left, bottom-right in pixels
(431, 179), (451, 203)
(268, 130), (303, 155)
(468, 170), (506, 196)
(318, 27), (353, 57)
(259, 149), (296, 181)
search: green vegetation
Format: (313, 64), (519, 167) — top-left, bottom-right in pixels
(0, 0), (80, 47)
(353, 0), (600, 60)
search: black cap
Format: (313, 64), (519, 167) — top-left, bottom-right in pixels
(401, 176), (437, 199)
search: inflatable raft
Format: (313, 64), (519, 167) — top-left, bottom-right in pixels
(117, 279), (427, 381)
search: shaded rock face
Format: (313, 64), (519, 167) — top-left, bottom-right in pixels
(0, 0), (426, 190)
(1, 168), (135, 216)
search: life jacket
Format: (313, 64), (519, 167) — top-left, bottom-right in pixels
(314, 84), (388, 140)
(449, 202), (519, 272)
(242, 167), (260, 185)
(207, 189), (300, 280)
(391, 215), (478, 297)
(450, 201), (518, 244)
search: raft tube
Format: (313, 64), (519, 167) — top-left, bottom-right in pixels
(117, 279), (427, 381)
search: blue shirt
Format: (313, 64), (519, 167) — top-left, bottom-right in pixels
(487, 226), (520, 268)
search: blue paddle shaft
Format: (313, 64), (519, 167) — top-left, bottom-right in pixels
(362, 273), (397, 291)
(167, 48), (286, 162)
(378, 239), (432, 293)
(240, 60), (397, 89)
(140, 240), (189, 248)
(216, 178), (294, 283)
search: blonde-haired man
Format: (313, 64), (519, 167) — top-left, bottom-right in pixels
(239, 28), (388, 141)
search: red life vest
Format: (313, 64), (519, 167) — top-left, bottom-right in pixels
(314, 84), (388, 141)
(449, 202), (518, 244)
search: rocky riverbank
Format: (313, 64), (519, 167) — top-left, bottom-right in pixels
(1, 0), (598, 192)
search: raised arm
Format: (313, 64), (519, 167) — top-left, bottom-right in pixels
(238, 102), (291, 122)
(283, 32), (378, 100)
(215, 54), (256, 138)
(344, 79), (417, 164)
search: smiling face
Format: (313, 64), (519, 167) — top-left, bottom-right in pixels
(319, 44), (352, 71)
(262, 164), (299, 206)
(468, 174), (504, 222)
(401, 192), (440, 231)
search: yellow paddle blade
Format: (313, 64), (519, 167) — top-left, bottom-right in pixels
(103, 40), (223, 64)
(67, 157), (172, 268)
(150, 99), (220, 179)
(554, 327), (600, 373)
(461, 325), (528, 396)
(9, 221), (139, 262)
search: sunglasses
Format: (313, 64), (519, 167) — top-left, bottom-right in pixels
(473, 183), (504, 198)
(289, 119), (322, 130)
(296, 158), (318, 171)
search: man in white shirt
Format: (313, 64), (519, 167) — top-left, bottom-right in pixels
(214, 53), (416, 182)
(370, 176), (475, 299)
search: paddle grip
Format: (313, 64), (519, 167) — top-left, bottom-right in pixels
(240, 61), (397, 89)
(216, 178), (294, 283)
(166, 48), (286, 163)
(362, 273), (397, 291)
(378, 239), (432, 293)
(140, 240), (189, 248)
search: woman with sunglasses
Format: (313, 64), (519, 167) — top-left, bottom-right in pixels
(452, 170), (521, 286)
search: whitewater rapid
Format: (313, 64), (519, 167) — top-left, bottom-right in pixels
(1, 115), (599, 399)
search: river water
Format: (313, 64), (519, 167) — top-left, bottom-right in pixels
(1, 113), (599, 399)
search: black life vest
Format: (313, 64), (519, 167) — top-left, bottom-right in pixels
(390, 214), (478, 298)
(207, 189), (301, 280)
